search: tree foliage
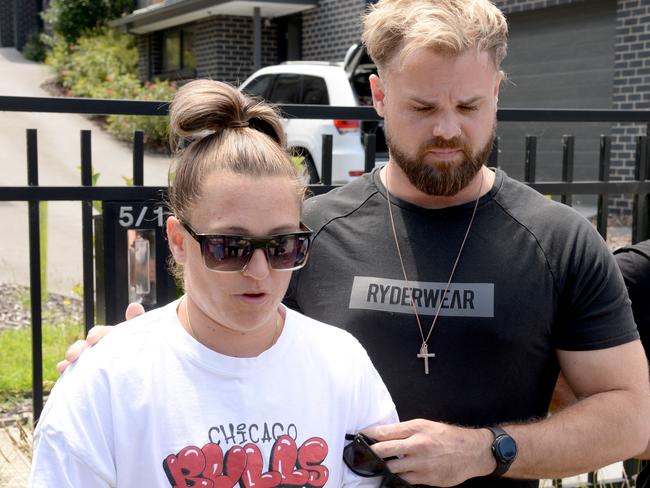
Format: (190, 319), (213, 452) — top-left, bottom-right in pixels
(42, 0), (135, 44)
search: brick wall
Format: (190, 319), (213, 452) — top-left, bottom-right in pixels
(302, 0), (366, 61)
(493, 0), (582, 14)
(12, 0), (41, 50)
(610, 0), (650, 213)
(0, 0), (14, 47)
(194, 15), (277, 85)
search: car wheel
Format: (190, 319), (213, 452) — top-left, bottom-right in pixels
(291, 149), (319, 184)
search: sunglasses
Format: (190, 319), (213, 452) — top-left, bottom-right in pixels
(181, 221), (313, 273)
(343, 433), (412, 488)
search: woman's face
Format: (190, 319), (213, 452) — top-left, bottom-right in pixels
(170, 171), (301, 335)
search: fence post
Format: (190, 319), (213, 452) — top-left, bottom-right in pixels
(364, 133), (376, 174)
(81, 130), (95, 334)
(321, 134), (333, 186)
(488, 136), (499, 168)
(525, 136), (537, 183)
(133, 130), (144, 186)
(561, 135), (574, 206)
(27, 128), (44, 425)
(597, 136), (611, 240)
(633, 136), (649, 243)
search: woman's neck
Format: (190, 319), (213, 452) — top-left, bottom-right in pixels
(179, 297), (283, 357)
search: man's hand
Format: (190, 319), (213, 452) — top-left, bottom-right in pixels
(55, 303), (146, 373)
(363, 419), (495, 487)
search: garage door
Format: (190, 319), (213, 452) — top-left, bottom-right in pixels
(497, 0), (616, 191)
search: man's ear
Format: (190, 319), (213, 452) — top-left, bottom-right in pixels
(167, 216), (187, 265)
(370, 74), (387, 117)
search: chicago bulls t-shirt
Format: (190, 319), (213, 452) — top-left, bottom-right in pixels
(31, 300), (397, 487)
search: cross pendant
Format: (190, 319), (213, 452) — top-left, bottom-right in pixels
(417, 343), (435, 375)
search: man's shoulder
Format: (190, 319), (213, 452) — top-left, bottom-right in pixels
(495, 170), (593, 233)
(303, 171), (379, 231)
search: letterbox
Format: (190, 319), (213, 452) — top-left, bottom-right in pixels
(95, 200), (178, 325)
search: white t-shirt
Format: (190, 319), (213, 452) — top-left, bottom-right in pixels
(30, 300), (398, 487)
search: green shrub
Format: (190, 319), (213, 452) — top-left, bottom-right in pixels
(22, 30), (47, 62)
(106, 80), (176, 152)
(45, 29), (139, 97)
(42, 0), (135, 44)
(45, 29), (175, 151)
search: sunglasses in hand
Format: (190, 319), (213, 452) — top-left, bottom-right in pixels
(343, 433), (413, 488)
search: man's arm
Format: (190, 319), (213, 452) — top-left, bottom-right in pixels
(365, 340), (650, 486)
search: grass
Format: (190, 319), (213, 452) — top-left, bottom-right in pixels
(0, 320), (84, 404)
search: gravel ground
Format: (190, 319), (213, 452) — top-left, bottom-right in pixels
(0, 282), (83, 332)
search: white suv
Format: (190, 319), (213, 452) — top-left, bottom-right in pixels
(240, 59), (381, 184)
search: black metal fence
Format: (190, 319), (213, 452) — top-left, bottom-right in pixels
(1, 96), (649, 440)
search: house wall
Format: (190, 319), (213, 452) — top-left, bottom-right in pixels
(494, 0), (649, 214)
(0, 0), (15, 47)
(10, 0), (41, 50)
(301, 0), (366, 61)
(137, 16), (278, 86)
(610, 0), (650, 212)
(194, 15), (277, 85)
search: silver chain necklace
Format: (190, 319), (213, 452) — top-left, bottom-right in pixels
(386, 168), (484, 375)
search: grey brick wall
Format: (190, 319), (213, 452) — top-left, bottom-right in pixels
(493, 0), (582, 14)
(302, 0), (366, 61)
(610, 0), (650, 213)
(0, 0), (14, 47)
(194, 15), (277, 85)
(12, 0), (41, 50)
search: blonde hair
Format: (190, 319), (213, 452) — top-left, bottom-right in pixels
(362, 0), (508, 71)
(167, 79), (304, 224)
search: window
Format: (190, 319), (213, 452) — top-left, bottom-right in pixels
(301, 76), (329, 105)
(266, 75), (330, 105)
(162, 28), (196, 76)
(242, 75), (275, 99)
(268, 74), (302, 104)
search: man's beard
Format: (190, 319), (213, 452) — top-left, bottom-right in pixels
(386, 121), (496, 197)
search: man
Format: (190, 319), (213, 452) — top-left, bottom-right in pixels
(59, 1), (650, 486)
(286, 0), (648, 486)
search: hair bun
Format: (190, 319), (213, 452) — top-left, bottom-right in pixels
(168, 79), (284, 150)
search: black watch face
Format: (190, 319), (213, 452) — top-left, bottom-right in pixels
(496, 436), (517, 462)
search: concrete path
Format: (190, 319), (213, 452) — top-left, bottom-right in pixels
(0, 47), (171, 295)
(0, 422), (31, 487)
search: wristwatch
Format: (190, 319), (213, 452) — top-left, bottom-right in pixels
(486, 426), (517, 477)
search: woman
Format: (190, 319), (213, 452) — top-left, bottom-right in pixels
(30, 80), (397, 487)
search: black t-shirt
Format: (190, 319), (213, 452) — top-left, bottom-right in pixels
(286, 168), (637, 487)
(614, 240), (650, 353)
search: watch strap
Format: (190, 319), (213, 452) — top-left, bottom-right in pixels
(486, 425), (516, 477)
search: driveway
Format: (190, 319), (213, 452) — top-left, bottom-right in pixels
(0, 48), (171, 295)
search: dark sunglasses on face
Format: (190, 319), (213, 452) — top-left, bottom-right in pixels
(181, 221), (313, 273)
(343, 433), (413, 488)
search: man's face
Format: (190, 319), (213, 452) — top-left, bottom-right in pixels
(370, 47), (502, 196)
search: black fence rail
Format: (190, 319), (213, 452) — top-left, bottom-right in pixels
(1, 96), (650, 432)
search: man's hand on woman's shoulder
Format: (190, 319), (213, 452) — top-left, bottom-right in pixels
(55, 302), (147, 373)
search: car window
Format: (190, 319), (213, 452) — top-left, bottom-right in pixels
(268, 74), (302, 104)
(242, 74), (274, 98)
(301, 75), (329, 105)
